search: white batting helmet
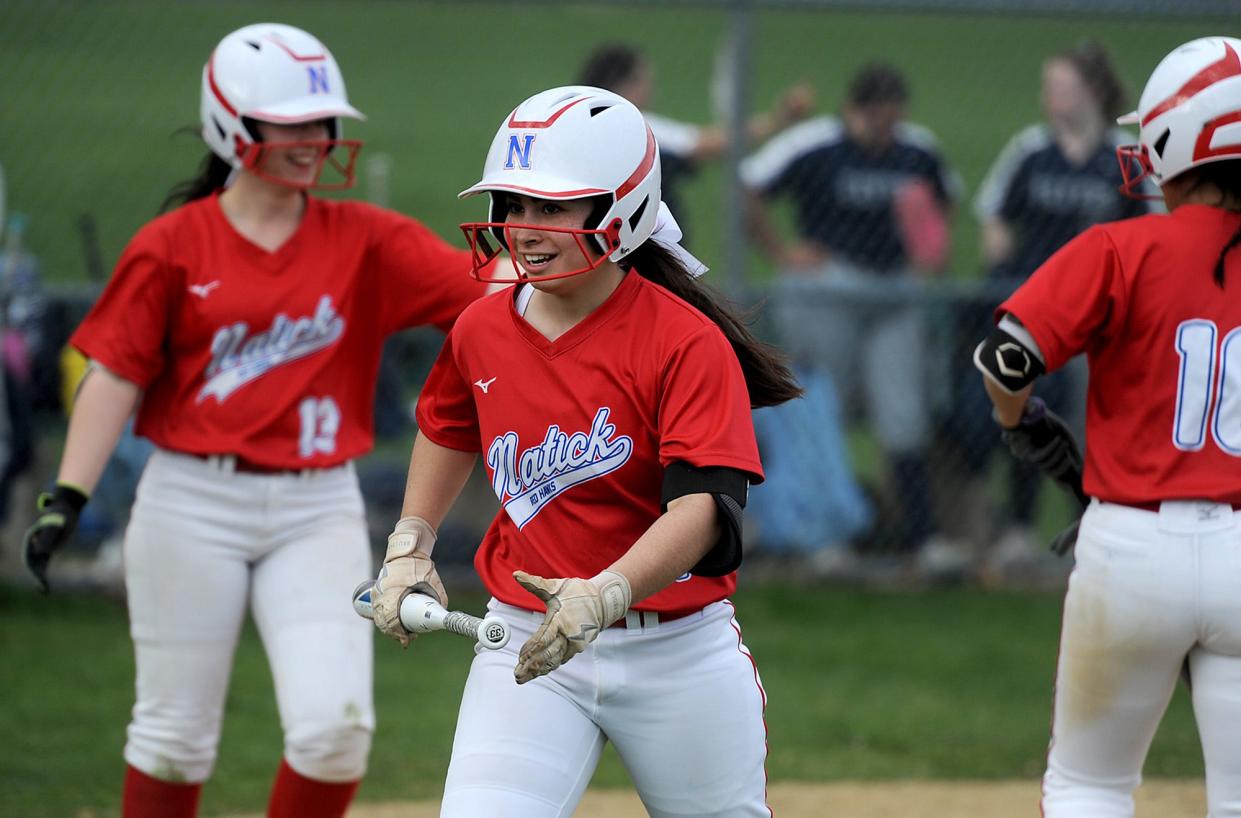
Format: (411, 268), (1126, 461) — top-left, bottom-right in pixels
(201, 23), (365, 188)
(459, 85), (661, 282)
(1118, 36), (1241, 195)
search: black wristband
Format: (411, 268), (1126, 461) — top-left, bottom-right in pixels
(50, 483), (89, 513)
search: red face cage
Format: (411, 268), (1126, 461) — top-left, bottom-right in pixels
(1115, 143), (1162, 201)
(237, 139), (363, 190)
(459, 219), (623, 284)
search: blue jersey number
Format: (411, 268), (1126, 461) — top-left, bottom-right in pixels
(1173, 319), (1241, 454)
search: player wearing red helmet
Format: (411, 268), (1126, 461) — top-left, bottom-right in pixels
(369, 85), (800, 816)
(21, 22), (489, 818)
(976, 36), (1241, 818)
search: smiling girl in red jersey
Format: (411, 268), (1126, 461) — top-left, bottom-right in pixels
(368, 85), (801, 816)
(975, 37), (1241, 818)
(20, 23), (489, 818)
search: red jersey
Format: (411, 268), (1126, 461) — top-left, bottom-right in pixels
(72, 193), (485, 468)
(415, 272), (763, 613)
(1000, 204), (1241, 506)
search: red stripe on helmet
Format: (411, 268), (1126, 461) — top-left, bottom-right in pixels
(1142, 42), (1241, 127)
(615, 126), (657, 200)
(264, 36), (327, 62)
(508, 97), (589, 129)
(472, 183), (609, 198)
(1193, 109), (1241, 161)
(206, 52), (238, 118)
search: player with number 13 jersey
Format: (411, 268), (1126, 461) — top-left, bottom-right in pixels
(22, 23), (488, 818)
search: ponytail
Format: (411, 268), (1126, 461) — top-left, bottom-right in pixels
(623, 242), (802, 408)
(160, 144), (232, 213)
(1183, 160), (1241, 288)
(1215, 225), (1241, 288)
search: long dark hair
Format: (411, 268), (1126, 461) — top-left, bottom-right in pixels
(578, 44), (643, 92)
(1055, 39), (1128, 123)
(160, 128), (232, 213)
(622, 242), (802, 408)
(1180, 160), (1241, 288)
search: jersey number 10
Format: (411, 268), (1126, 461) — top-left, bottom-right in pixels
(1174, 319), (1241, 454)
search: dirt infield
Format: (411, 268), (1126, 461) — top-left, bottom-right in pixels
(230, 779), (1204, 817)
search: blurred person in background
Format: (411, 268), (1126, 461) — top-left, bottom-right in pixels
(960, 39), (1152, 583)
(578, 42), (814, 245)
(743, 62), (963, 578)
(19, 23), (491, 818)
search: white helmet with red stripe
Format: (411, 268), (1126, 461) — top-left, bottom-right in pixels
(459, 85), (661, 281)
(1118, 37), (1241, 195)
(201, 23), (365, 187)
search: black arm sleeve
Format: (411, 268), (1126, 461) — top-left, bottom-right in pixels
(661, 462), (750, 577)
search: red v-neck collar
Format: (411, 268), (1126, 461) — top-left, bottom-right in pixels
(207, 191), (315, 271)
(509, 272), (641, 358)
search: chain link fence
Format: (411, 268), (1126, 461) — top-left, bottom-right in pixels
(0, 0), (1235, 588)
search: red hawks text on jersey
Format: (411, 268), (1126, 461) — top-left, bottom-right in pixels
(72, 193), (485, 468)
(1000, 204), (1241, 506)
(416, 272), (763, 614)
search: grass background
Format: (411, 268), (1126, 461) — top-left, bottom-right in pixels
(0, 2), (1227, 287)
(0, 582), (1205, 817)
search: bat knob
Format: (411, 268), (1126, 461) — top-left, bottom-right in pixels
(352, 580), (376, 620)
(477, 616), (510, 650)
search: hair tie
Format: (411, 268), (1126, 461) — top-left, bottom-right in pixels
(649, 201), (708, 278)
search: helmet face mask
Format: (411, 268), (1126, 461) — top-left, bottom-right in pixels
(238, 138), (363, 191)
(1115, 36), (1241, 198)
(200, 23), (366, 189)
(1115, 142), (1162, 201)
(459, 85), (661, 283)
(460, 217), (622, 284)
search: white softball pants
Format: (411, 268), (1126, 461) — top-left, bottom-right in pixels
(1043, 500), (1241, 817)
(122, 450), (375, 784)
(440, 600), (771, 817)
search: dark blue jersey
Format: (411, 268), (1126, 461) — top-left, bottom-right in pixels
(742, 116), (961, 272)
(974, 124), (1152, 281)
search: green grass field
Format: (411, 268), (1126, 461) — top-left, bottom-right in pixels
(0, 581), (1204, 818)
(0, 2), (1225, 287)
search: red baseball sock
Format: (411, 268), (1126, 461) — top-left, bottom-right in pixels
(122, 764), (202, 818)
(266, 758), (360, 818)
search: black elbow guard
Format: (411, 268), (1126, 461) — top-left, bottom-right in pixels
(974, 327), (1045, 394)
(662, 462), (750, 577)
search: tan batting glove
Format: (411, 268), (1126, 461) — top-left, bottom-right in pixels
(512, 569), (631, 685)
(372, 516), (447, 648)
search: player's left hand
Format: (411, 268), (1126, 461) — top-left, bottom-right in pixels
(22, 483), (90, 594)
(512, 570), (631, 685)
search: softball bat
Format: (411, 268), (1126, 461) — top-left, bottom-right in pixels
(351, 580), (510, 650)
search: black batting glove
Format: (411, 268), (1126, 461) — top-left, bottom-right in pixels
(1000, 397), (1087, 505)
(22, 483), (89, 593)
(1049, 518), (1080, 557)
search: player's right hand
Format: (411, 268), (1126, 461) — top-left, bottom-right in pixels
(1000, 397), (1085, 500)
(22, 483), (89, 594)
(372, 516), (446, 648)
